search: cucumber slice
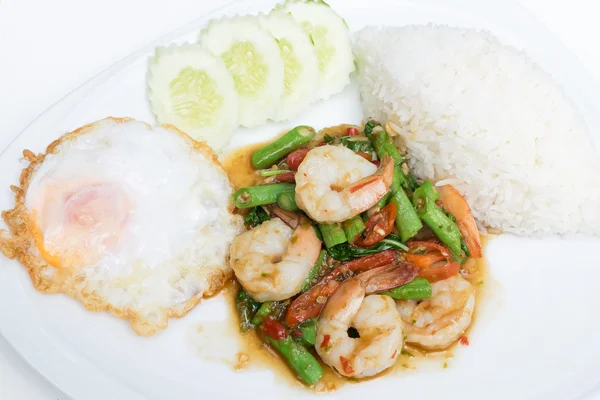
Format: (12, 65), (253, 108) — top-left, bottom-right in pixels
(259, 10), (319, 121)
(283, 0), (354, 100)
(199, 16), (284, 127)
(147, 43), (238, 151)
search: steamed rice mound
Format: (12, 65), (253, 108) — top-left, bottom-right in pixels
(354, 25), (600, 236)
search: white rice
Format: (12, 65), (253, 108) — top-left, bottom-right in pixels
(354, 25), (600, 236)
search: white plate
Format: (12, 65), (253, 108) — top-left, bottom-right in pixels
(1, 1), (600, 399)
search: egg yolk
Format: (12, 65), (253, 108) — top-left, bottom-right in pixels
(31, 182), (130, 269)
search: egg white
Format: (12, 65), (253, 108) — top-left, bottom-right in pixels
(0, 117), (242, 335)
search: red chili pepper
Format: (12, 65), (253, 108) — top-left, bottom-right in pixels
(459, 335), (470, 346)
(342, 249), (398, 274)
(346, 127), (360, 136)
(286, 149), (310, 171)
(405, 241), (460, 282)
(354, 203), (397, 247)
(262, 318), (287, 340)
(320, 334), (331, 348)
(339, 356), (355, 375)
(284, 277), (341, 327)
(274, 171), (295, 183)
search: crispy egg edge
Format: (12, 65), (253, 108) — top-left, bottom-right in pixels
(0, 116), (238, 336)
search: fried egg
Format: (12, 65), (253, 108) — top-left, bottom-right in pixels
(0, 117), (242, 335)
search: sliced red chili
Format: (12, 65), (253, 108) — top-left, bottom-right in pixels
(262, 318), (287, 340)
(346, 127), (360, 136)
(284, 277), (341, 327)
(459, 335), (470, 346)
(354, 202), (397, 247)
(406, 241), (460, 282)
(339, 356), (355, 375)
(286, 148), (310, 171)
(320, 334), (331, 349)
(342, 249), (398, 274)
(274, 171), (295, 183)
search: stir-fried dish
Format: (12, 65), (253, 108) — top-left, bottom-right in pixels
(229, 120), (484, 386)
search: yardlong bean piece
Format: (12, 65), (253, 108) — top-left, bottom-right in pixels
(413, 182), (462, 256)
(232, 183), (295, 208)
(252, 125), (316, 169)
(265, 333), (323, 385)
(251, 301), (278, 326)
(294, 318), (318, 346)
(382, 277), (432, 300)
(277, 191), (299, 211)
(301, 250), (327, 292)
(342, 216), (366, 244)
(390, 187), (422, 242)
(368, 126), (404, 165)
(319, 223), (347, 249)
(371, 166), (405, 212)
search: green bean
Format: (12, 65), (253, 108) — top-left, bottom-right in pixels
(259, 169), (293, 177)
(276, 191), (299, 211)
(294, 319), (317, 346)
(382, 278), (432, 300)
(405, 172), (419, 192)
(267, 336), (323, 386)
(235, 288), (260, 332)
(390, 188), (422, 242)
(251, 301), (278, 326)
(364, 120), (381, 136)
(301, 250), (326, 292)
(418, 180), (439, 202)
(368, 126), (404, 165)
(371, 166), (405, 213)
(342, 216), (365, 244)
(318, 223), (347, 249)
(251, 126), (316, 169)
(232, 183), (295, 208)
(413, 182), (462, 256)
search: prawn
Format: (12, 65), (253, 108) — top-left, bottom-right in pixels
(396, 275), (475, 350)
(295, 145), (394, 223)
(315, 264), (409, 379)
(437, 185), (482, 258)
(229, 218), (321, 302)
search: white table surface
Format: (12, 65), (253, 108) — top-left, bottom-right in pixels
(0, 0), (599, 399)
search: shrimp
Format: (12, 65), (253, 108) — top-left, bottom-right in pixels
(315, 266), (407, 379)
(295, 145), (394, 223)
(396, 275), (475, 350)
(229, 218), (321, 302)
(437, 185), (482, 258)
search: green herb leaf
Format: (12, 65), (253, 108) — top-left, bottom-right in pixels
(327, 234), (408, 261)
(244, 207), (271, 228)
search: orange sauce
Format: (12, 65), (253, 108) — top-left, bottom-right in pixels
(220, 139), (491, 392)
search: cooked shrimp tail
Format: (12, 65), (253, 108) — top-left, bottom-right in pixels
(437, 185), (482, 258)
(356, 262), (418, 294)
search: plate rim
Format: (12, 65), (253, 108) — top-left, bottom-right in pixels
(1, 1), (599, 399)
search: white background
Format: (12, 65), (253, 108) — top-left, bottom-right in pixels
(0, 0), (598, 399)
